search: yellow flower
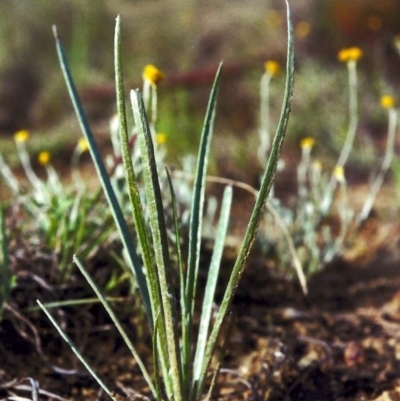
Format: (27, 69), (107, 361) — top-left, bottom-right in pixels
(143, 64), (165, 85)
(312, 160), (322, 171)
(156, 132), (167, 145)
(264, 60), (281, 77)
(338, 47), (363, 63)
(300, 137), (315, 149)
(295, 21), (311, 39)
(14, 129), (30, 143)
(380, 95), (396, 109)
(38, 151), (50, 166)
(77, 137), (89, 152)
(333, 165), (345, 181)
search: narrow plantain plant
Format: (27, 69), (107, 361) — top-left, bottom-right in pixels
(38, 1), (294, 399)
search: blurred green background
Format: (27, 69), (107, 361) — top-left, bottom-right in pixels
(1, 0), (400, 176)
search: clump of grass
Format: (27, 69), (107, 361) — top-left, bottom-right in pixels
(38, 1), (294, 400)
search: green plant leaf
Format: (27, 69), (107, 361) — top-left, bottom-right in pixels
(73, 255), (156, 397)
(195, 1), (294, 397)
(186, 63), (223, 313)
(205, 312), (234, 401)
(152, 312), (163, 401)
(37, 300), (119, 401)
(130, 88), (183, 401)
(193, 185), (232, 382)
(53, 24), (152, 324)
(183, 64), (223, 395)
(166, 167), (190, 395)
(114, 17), (173, 397)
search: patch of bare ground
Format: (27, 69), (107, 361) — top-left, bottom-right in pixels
(1, 214), (400, 400)
(1, 142), (400, 400)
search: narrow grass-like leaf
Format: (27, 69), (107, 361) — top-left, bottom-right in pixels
(193, 185), (232, 382)
(195, 1), (294, 397)
(115, 18), (175, 398)
(205, 312), (234, 401)
(166, 168), (189, 394)
(113, 17), (160, 328)
(130, 89), (183, 401)
(73, 255), (156, 397)
(24, 297), (127, 313)
(186, 63), (223, 315)
(152, 313), (163, 401)
(36, 300), (118, 401)
(52, 25), (152, 324)
(184, 64), (223, 396)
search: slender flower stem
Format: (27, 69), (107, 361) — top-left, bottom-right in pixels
(336, 60), (359, 168)
(321, 59), (360, 214)
(297, 142), (313, 200)
(15, 141), (43, 194)
(151, 83), (158, 136)
(358, 107), (398, 224)
(324, 175), (352, 263)
(258, 72), (272, 164)
(0, 154), (19, 194)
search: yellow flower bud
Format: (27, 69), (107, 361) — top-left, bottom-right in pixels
(143, 64), (165, 85)
(14, 130), (30, 143)
(38, 151), (50, 166)
(264, 60), (281, 77)
(312, 160), (322, 171)
(77, 137), (89, 152)
(380, 95), (396, 109)
(156, 132), (167, 145)
(300, 137), (315, 149)
(333, 165), (345, 181)
(338, 47), (363, 63)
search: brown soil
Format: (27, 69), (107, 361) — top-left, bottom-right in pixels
(1, 205), (400, 401)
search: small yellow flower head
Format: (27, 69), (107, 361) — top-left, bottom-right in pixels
(77, 137), (89, 152)
(300, 137), (315, 149)
(338, 47), (363, 63)
(380, 95), (396, 109)
(143, 64), (165, 85)
(333, 165), (345, 182)
(312, 160), (322, 171)
(38, 151), (50, 166)
(295, 21), (311, 39)
(264, 60), (281, 77)
(156, 132), (167, 145)
(14, 129), (30, 143)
